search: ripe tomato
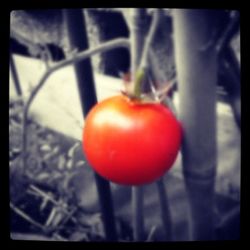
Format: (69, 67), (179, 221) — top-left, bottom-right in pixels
(83, 95), (182, 186)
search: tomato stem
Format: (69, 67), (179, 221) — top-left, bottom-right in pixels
(131, 9), (162, 100)
(134, 68), (145, 99)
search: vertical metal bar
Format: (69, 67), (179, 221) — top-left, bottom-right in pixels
(10, 54), (22, 96)
(156, 179), (172, 241)
(63, 9), (117, 241)
(129, 8), (147, 241)
(132, 186), (145, 241)
(173, 9), (218, 240)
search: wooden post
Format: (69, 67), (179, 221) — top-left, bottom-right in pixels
(63, 9), (117, 241)
(173, 9), (218, 240)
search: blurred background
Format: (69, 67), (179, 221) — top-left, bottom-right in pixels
(9, 8), (240, 241)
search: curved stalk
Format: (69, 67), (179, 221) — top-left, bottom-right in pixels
(139, 9), (161, 70)
(22, 38), (130, 170)
(133, 9), (162, 99)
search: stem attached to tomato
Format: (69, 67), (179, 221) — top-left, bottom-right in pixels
(139, 9), (161, 70)
(133, 68), (145, 99)
(132, 9), (162, 100)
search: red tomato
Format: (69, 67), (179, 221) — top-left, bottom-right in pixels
(83, 95), (182, 186)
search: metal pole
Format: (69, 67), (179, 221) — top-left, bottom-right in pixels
(156, 179), (172, 241)
(173, 9), (218, 240)
(63, 9), (117, 241)
(10, 54), (22, 96)
(129, 8), (147, 241)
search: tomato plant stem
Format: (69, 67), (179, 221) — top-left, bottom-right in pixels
(139, 9), (161, 70)
(132, 9), (162, 99)
(130, 9), (146, 81)
(22, 37), (130, 172)
(134, 69), (145, 98)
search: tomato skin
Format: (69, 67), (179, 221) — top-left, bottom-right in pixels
(83, 95), (182, 186)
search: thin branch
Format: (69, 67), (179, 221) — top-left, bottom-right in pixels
(129, 9), (147, 81)
(29, 185), (78, 224)
(56, 207), (78, 229)
(21, 38), (130, 170)
(139, 9), (162, 70)
(45, 206), (58, 227)
(29, 184), (60, 207)
(216, 205), (240, 229)
(132, 9), (162, 98)
(216, 10), (240, 54)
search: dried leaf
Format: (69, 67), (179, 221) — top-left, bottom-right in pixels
(37, 172), (50, 182)
(67, 142), (80, 158)
(76, 161), (85, 168)
(61, 171), (77, 192)
(66, 159), (74, 170)
(12, 147), (21, 153)
(50, 210), (64, 228)
(51, 171), (63, 180)
(43, 146), (60, 161)
(46, 133), (54, 142)
(40, 144), (52, 152)
(40, 197), (49, 211)
(45, 207), (57, 227)
(52, 145), (60, 155)
(80, 213), (102, 227)
(58, 155), (66, 170)
(69, 231), (89, 241)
